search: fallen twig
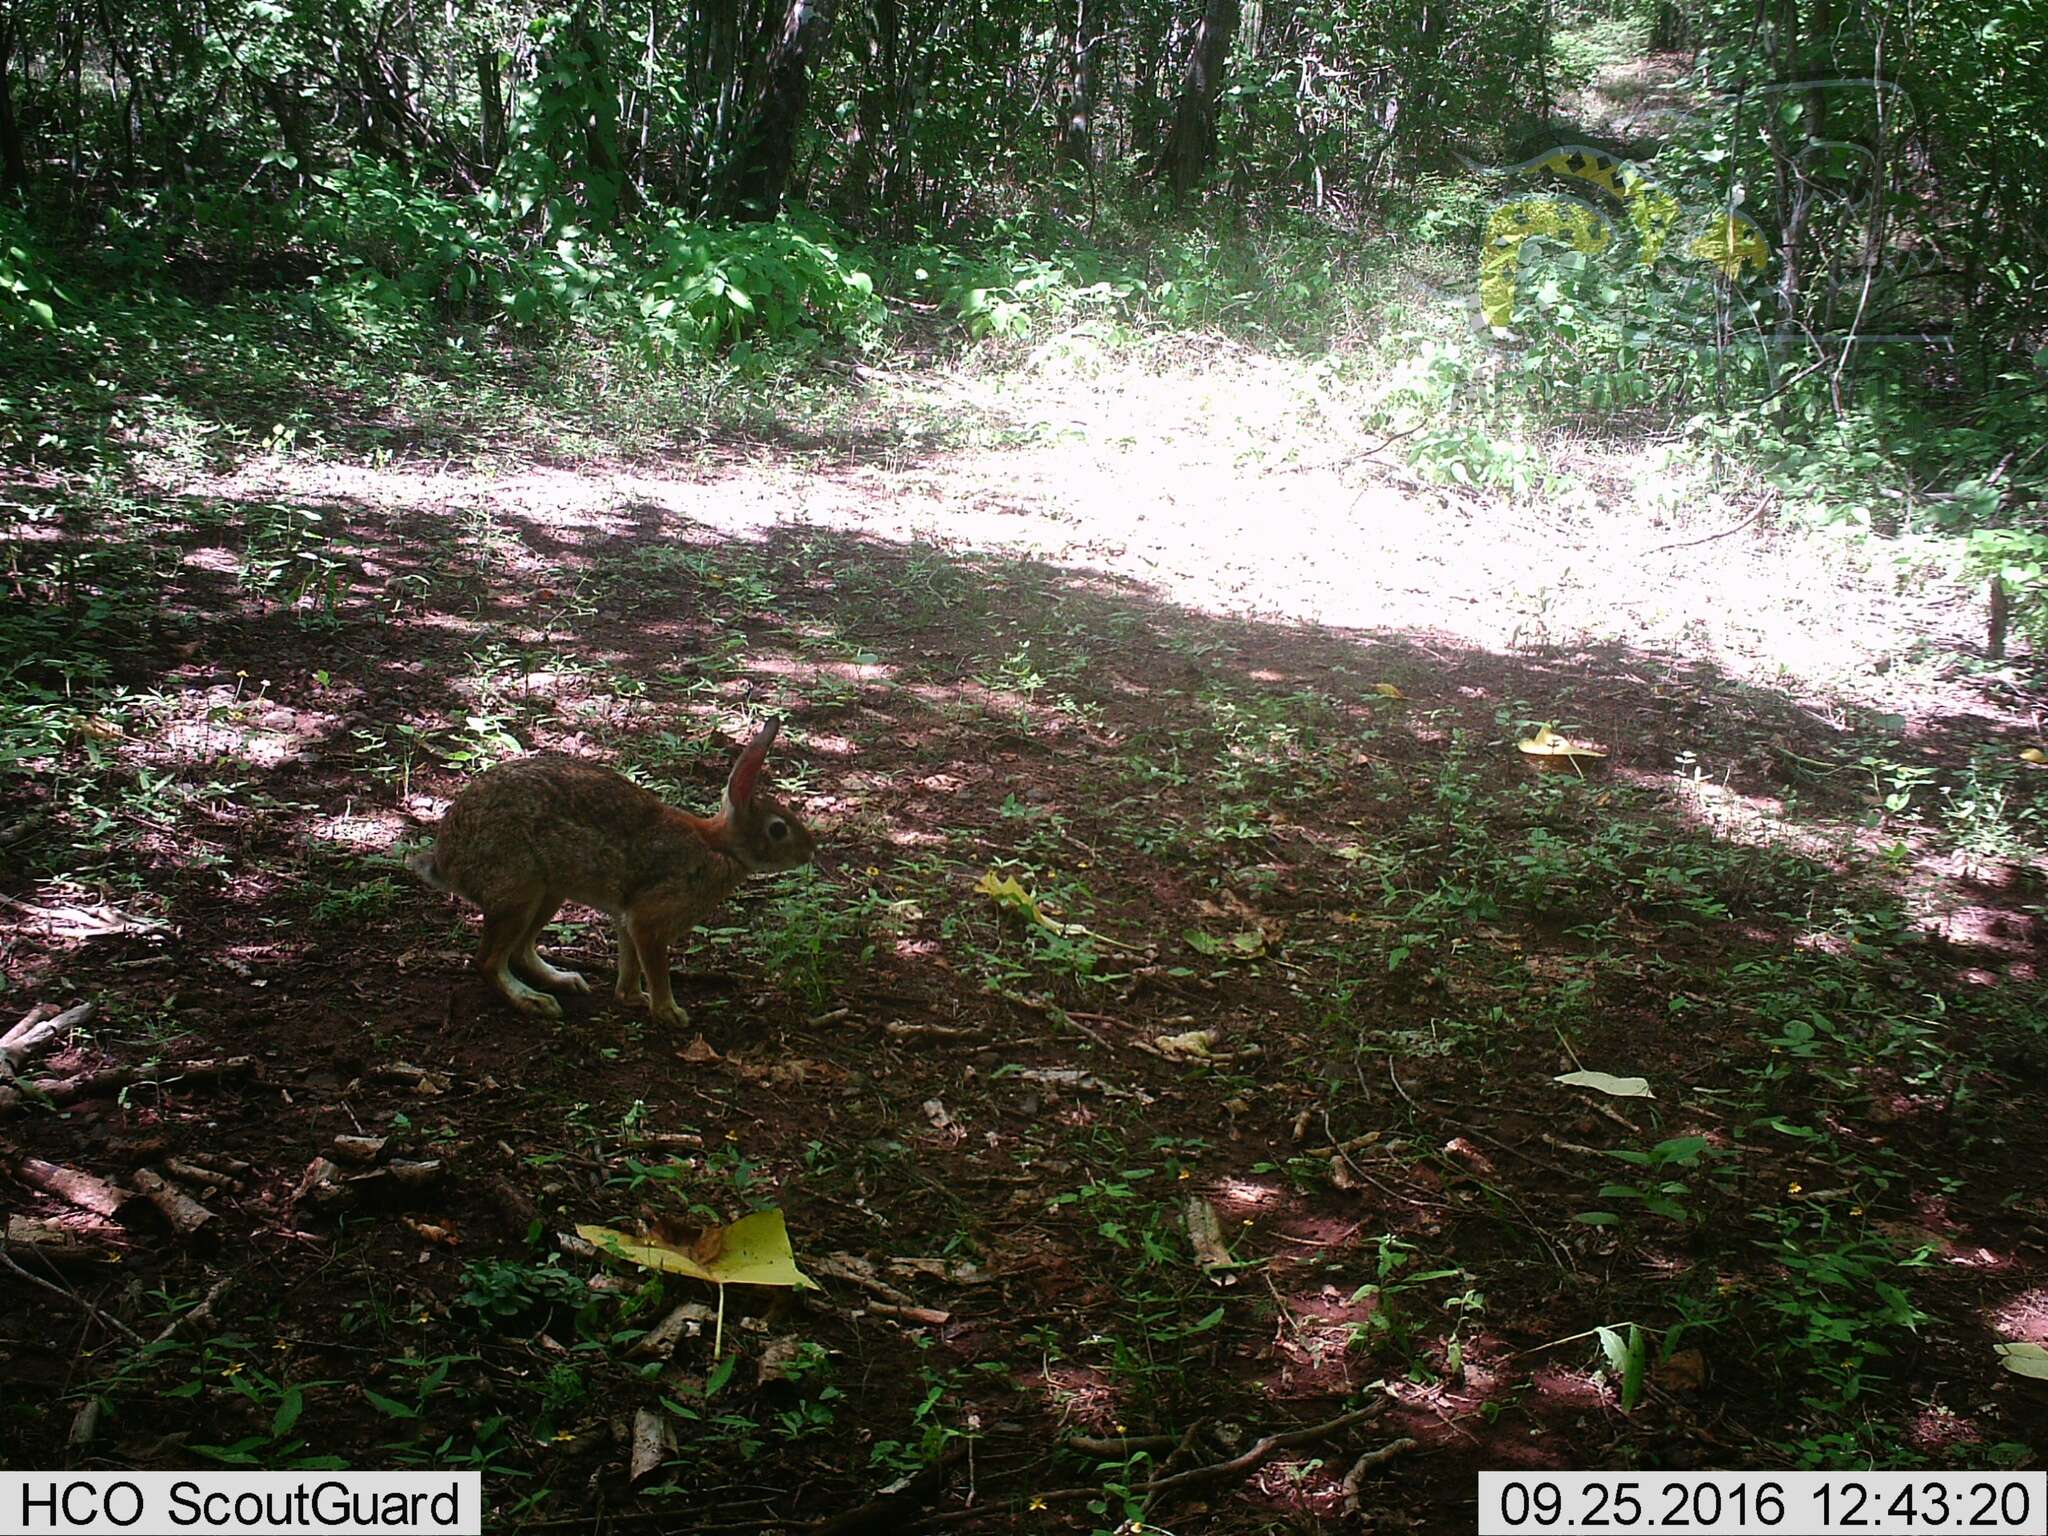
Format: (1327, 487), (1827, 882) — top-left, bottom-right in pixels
(882, 1022), (984, 1043)
(0, 893), (170, 937)
(0, 1247), (143, 1344)
(1341, 1437), (1420, 1514)
(915, 1401), (1391, 1530)
(4, 1215), (120, 1266)
(813, 1253), (923, 1308)
(152, 1272), (234, 1346)
(161, 1156), (246, 1194)
(1642, 506), (1764, 556)
(0, 1054), (255, 1113)
(859, 1301), (952, 1327)
(1142, 1402), (1387, 1498)
(1065, 1431), (1181, 1458)
(1, 1002), (93, 1074)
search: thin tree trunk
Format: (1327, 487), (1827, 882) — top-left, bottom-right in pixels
(1057, 0), (1104, 171)
(476, 50), (504, 175)
(729, 0), (838, 217)
(0, 13), (26, 201)
(1156, 0), (1238, 195)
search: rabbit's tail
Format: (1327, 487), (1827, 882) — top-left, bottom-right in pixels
(406, 843), (451, 893)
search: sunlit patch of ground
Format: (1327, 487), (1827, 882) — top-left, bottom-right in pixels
(4, 333), (2046, 1531)
(180, 345), (2021, 758)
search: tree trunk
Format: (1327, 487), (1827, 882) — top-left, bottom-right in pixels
(1057, 0), (1105, 171)
(0, 12), (25, 201)
(1155, 0), (1237, 196)
(476, 50), (504, 176)
(729, 0), (839, 218)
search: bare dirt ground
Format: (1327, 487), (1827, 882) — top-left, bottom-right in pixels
(3, 344), (2046, 1532)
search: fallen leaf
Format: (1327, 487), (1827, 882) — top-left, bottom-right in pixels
(679, 1035), (721, 1064)
(578, 1209), (818, 1290)
(1374, 683), (1408, 699)
(1184, 1196), (1240, 1283)
(1555, 1070), (1655, 1099)
(755, 1335), (807, 1387)
(629, 1408), (672, 1485)
(1154, 1029), (1219, 1061)
(977, 871), (1062, 932)
(1995, 1341), (2048, 1380)
(1653, 1348), (1707, 1393)
(1518, 725), (1609, 760)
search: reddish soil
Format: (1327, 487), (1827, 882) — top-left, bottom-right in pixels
(3, 435), (2046, 1533)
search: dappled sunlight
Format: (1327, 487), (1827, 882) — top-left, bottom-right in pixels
(155, 343), (2014, 749)
(1906, 1403), (1988, 1456)
(2, 1), (2043, 1517)
(1988, 1287), (2048, 1341)
(308, 808), (412, 850)
(399, 609), (494, 638)
(1211, 1176), (1284, 1214)
(1035, 1363), (1131, 1433)
(6, 385), (2046, 1521)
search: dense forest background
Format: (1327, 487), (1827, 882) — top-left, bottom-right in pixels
(3, 0), (2044, 424)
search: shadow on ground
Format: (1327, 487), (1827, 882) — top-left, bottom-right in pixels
(3, 472), (2045, 1529)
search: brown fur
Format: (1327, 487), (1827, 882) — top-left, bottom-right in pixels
(408, 721), (815, 1026)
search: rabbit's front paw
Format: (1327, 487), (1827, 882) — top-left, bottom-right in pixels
(501, 977), (564, 1020)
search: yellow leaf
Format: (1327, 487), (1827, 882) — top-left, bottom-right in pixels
(1374, 682), (1408, 699)
(978, 870), (1149, 954)
(1518, 725), (1608, 760)
(975, 870), (1062, 931)
(2021, 747), (2047, 767)
(577, 1210), (818, 1290)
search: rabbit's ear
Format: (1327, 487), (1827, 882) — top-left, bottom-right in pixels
(725, 718), (780, 807)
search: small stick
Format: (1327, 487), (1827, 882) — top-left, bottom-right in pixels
(1, 1055), (255, 1113)
(0, 1247), (142, 1343)
(860, 1302), (952, 1327)
(154, 1273), (234, 1346)
(1141, 1402), (1387, 1498)
(4, 1216), (120, 1266)
(1642, 506), (1764, 555)
(913, 1402), (1393, 1531)
(1065, 1432), (1181, 1457)
(1341, 1437), (1420, 1513)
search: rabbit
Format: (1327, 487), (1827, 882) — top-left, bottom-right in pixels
(408, 719), (815, 1027)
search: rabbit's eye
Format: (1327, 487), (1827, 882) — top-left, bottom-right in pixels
(767, 819), (789, 842)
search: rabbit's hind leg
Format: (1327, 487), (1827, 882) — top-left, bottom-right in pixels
(477, 894), (565, 1019)
(512, 896), (590, 994)
(613, 919), (647, 1007)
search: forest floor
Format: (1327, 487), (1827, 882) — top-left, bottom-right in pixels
(4, 312), (2047, 1533)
